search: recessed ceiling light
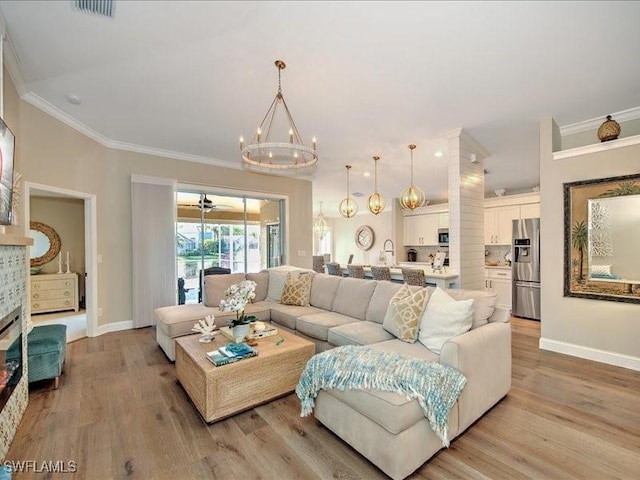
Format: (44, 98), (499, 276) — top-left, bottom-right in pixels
(434, 151), (443, 158)
(363, 172), (371, 177)
(352, 192), (365, 198)
(66, 93), (82, 105)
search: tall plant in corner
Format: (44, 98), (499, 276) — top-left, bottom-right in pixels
(572, 220), (588, 282)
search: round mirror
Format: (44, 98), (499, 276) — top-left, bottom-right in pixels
(29, 221), (61, 268)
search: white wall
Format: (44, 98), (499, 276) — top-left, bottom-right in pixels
(539, 117), (640, 369)
(331, 210), (394, 265)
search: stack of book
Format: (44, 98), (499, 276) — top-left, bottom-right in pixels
(206, 342), (258, 367)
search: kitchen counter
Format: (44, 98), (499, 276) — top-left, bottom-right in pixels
(484, 264), (511, 270)
(330, 264), (459, 289)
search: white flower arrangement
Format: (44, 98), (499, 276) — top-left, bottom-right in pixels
(219, 280), (258, 327)
(192, 315), (217, 340)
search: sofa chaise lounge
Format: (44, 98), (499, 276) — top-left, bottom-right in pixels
(155, 267), (511, 479)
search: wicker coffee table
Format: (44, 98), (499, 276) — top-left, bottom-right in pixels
(175, 329), (315, 423)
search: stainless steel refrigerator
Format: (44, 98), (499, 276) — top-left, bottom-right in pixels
(512, 218), (541, 321)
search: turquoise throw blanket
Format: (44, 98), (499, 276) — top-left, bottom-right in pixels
(296, 345), (466, 446)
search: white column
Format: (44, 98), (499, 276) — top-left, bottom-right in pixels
(443, 128), (489, 290)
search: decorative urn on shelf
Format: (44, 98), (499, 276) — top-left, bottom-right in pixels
(597, 115), (621, 142)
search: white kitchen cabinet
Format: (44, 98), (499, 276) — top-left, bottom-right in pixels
(438, 213), (449, 228)
(520, 203), (540, 219)
(484, 268), (512, 310)
(485, 205), (520, 245)
(31, 273), (79, 314)
(403, 214), (439, 246)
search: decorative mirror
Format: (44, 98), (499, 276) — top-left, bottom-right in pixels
(564, 173), (640, 304)
(355, 225), (374, 251)
(29, 221), (61, 268)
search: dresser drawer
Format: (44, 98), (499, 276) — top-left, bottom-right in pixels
(31, 298), (76, 313)
(31, 278), (76, 291)
(31, 288), (74, 301)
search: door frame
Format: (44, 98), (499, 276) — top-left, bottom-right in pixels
(24, 182), (98, 337)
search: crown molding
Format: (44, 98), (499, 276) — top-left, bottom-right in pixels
(2, 31), (28, 97)
(553, 133), (640, 160)
(20, 92), (247, 170)
(559, 106), (640, 136)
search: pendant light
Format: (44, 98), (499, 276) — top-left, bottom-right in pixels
(339, 165), (358, 218)
(400, 144), (426, 210)
(313, 201), (329, 239)
(367, 156), (385, 215)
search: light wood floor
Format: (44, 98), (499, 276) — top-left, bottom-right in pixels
(6, 318), (640, 479)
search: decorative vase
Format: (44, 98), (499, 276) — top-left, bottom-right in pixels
(597, 115), (621, 142)
(232, 323), (250, 341)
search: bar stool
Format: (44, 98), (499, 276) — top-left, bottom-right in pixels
(347, 264), (365, 279)
(371, 266), (392, 281)
(312, 255), (325, 273)
(326, 262), (343, 276)
(401, 268), (425, 286)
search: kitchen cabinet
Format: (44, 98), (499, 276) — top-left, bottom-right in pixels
(438, 213), (449, 228)
(31, 273), (79, 314)
(485, 205), (520, 245)
(520, 202), (540, 219)
(404, 214), (439, 246)
(484, 268), (512, 310)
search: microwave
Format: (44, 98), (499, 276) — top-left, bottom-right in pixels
(438, 229), (449, 246)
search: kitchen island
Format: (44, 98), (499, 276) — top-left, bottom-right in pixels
(328, 264), (459, 289)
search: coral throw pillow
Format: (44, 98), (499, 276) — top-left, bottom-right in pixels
(382, 284), (429, 343)
(280, 271), (314, 306)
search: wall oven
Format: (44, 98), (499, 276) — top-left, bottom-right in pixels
(438, 229), (449, 247)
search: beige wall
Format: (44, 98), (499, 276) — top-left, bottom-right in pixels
(30, 196), (85, 299)
(561, 117), (640, 150)
(7, 82), (312, 327)
(540, 117), (640, 362)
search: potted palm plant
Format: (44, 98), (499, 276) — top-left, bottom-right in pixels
(219, 280), (258, 340)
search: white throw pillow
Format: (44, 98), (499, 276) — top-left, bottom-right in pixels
(266, 266), (301, 302)
(418, 287), (474, 354)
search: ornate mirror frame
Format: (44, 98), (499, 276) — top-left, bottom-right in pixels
(564, 173), (640, 304)
(29, 221), (61, 267)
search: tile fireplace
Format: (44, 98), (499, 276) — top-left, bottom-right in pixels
(0, 307), (22, 413)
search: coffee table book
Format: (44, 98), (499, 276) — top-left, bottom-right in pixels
(206, 342), (257, 366)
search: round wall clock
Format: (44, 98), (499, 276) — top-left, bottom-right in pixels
(355, 225), (374, 251)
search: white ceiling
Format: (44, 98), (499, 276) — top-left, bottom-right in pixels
(2, 1), (639, 217)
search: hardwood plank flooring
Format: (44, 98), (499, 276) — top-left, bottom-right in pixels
(5, 319), (640, 479)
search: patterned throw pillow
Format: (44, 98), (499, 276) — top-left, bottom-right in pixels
(280, 271), (314, 306)
(382, 284), (429, 343)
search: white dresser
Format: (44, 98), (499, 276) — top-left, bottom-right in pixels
(30, 273), (79, 314)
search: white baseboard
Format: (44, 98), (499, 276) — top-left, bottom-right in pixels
(94, 320), (133, 337)
(539, 337), (640, 371)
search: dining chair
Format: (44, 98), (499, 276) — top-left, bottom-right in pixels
(401, 268), (425, 286)
(371, 265), (392, 281)
(326, 262), (343, 276)
(347, 264), (365, 279)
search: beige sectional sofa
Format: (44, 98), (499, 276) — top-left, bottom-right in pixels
(154, 268), (511, 479)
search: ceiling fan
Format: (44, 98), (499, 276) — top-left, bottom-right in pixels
(178, 194), (232, 213)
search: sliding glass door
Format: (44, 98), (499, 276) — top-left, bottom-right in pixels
(175, 191), (285, 304)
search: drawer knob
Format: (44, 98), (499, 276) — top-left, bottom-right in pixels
(34, 303), (40, 308)
(33, 293), (40, 299)
(64, 291), (70, 296)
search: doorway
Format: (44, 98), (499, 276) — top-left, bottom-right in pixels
(25, 182), (98, 340)
(175, 190), (286, 305)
